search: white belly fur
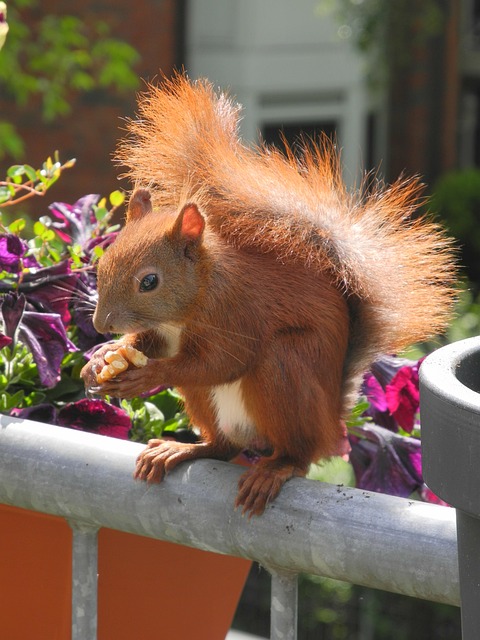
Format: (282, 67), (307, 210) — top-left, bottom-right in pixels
(210, 379), (257, 446)
(156, 323), (183, 356)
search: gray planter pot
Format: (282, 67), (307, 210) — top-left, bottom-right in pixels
(420, 336), (480, 639)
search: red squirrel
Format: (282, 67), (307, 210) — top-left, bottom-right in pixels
(81, 74), (457, 516)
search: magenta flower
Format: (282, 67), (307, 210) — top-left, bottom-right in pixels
(57, 398), (131, 439)
(11, 400), (131, 442)
(418, 485), (450, 507)
(0, 333), (11, 349)
(384, 365), (420, 433)
(362, 373), (397, 431)
(362, 355), (423, 433)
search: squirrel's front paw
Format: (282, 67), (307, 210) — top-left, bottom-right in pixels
(80, 350), (109, 394)
(81, 343), (149, 397)
(95, 359), (162, 399)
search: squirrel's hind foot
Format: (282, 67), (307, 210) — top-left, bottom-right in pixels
(235, 459), (307, 518)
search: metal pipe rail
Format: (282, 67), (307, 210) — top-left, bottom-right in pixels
(0, 416), (459, 639)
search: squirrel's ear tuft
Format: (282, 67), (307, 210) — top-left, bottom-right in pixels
(126, 188), (153, 222)
(173, 203), (205, 242)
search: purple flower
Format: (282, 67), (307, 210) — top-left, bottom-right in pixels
(19, 260), (78, 324)
(11, 403), (58, 424)
(49, 195), (101, 248)
(1, 292), (25, 346)
(57, 398), (131, 439)
(362, 373), (397, 431)
(83, 232), (118, 257)
(349, 424), (423, 497)
(21, 310), (77, 387)
(1, 293), (77, 387)
(0, 231), (79, 325)
(70, 270), (102, 349)
(370, 355), (418, 387)
(0, 234), (39, 272)
(48, 197), (118, 348)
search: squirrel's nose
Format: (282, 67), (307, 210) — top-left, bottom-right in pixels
(93, 308), (113, 334)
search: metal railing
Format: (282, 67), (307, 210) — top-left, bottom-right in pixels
(0, 415), (459, 639)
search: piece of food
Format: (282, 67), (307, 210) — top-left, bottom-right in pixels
(96, 345), (147, 383)
(120, 344), (148, 367)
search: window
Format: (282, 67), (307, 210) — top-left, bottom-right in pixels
(262, 120), (337, 155)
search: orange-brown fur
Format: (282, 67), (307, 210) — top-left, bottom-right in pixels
(82, 74), (457, 516)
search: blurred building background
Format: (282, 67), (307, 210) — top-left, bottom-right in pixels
(0, 0), (475, 201)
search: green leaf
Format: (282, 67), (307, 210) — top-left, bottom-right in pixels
(104, 224), (120, 234)
(48, 246), (61, 262)
(94, 205), (108, 223)
(41, 228), (56, 242)
(33, 220), (47, 236)
(92, 245), (104, 260)
(23, 165), (38, 182)
(0, 185), (13, 204)
(9, 218), (26, 234)
(109, 190), (124, 207)
(0, 390), (25, 412)
(7, 164), (26, 180)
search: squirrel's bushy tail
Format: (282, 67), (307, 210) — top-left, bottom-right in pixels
(117, 73), (458, 397)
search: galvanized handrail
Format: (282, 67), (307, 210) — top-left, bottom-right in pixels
(0, 416), (459, 639)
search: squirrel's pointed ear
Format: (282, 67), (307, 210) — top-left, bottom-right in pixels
(173, 203), (205, 242)
(126, 188), (153, 223)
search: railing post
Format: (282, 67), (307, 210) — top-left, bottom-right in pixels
(69, 521), (99, 640)
(456, 510), (480, 640)
(270, 571), (298, 640)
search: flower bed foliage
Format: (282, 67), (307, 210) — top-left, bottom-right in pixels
(0, 158), (190, 445)
(0, 158), (463, 504)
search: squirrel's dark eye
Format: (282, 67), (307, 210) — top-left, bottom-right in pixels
(139, 273), (158, 292)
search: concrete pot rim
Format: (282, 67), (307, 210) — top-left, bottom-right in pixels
(420, 336), (480, 414)
(420, 336), (480, 515)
